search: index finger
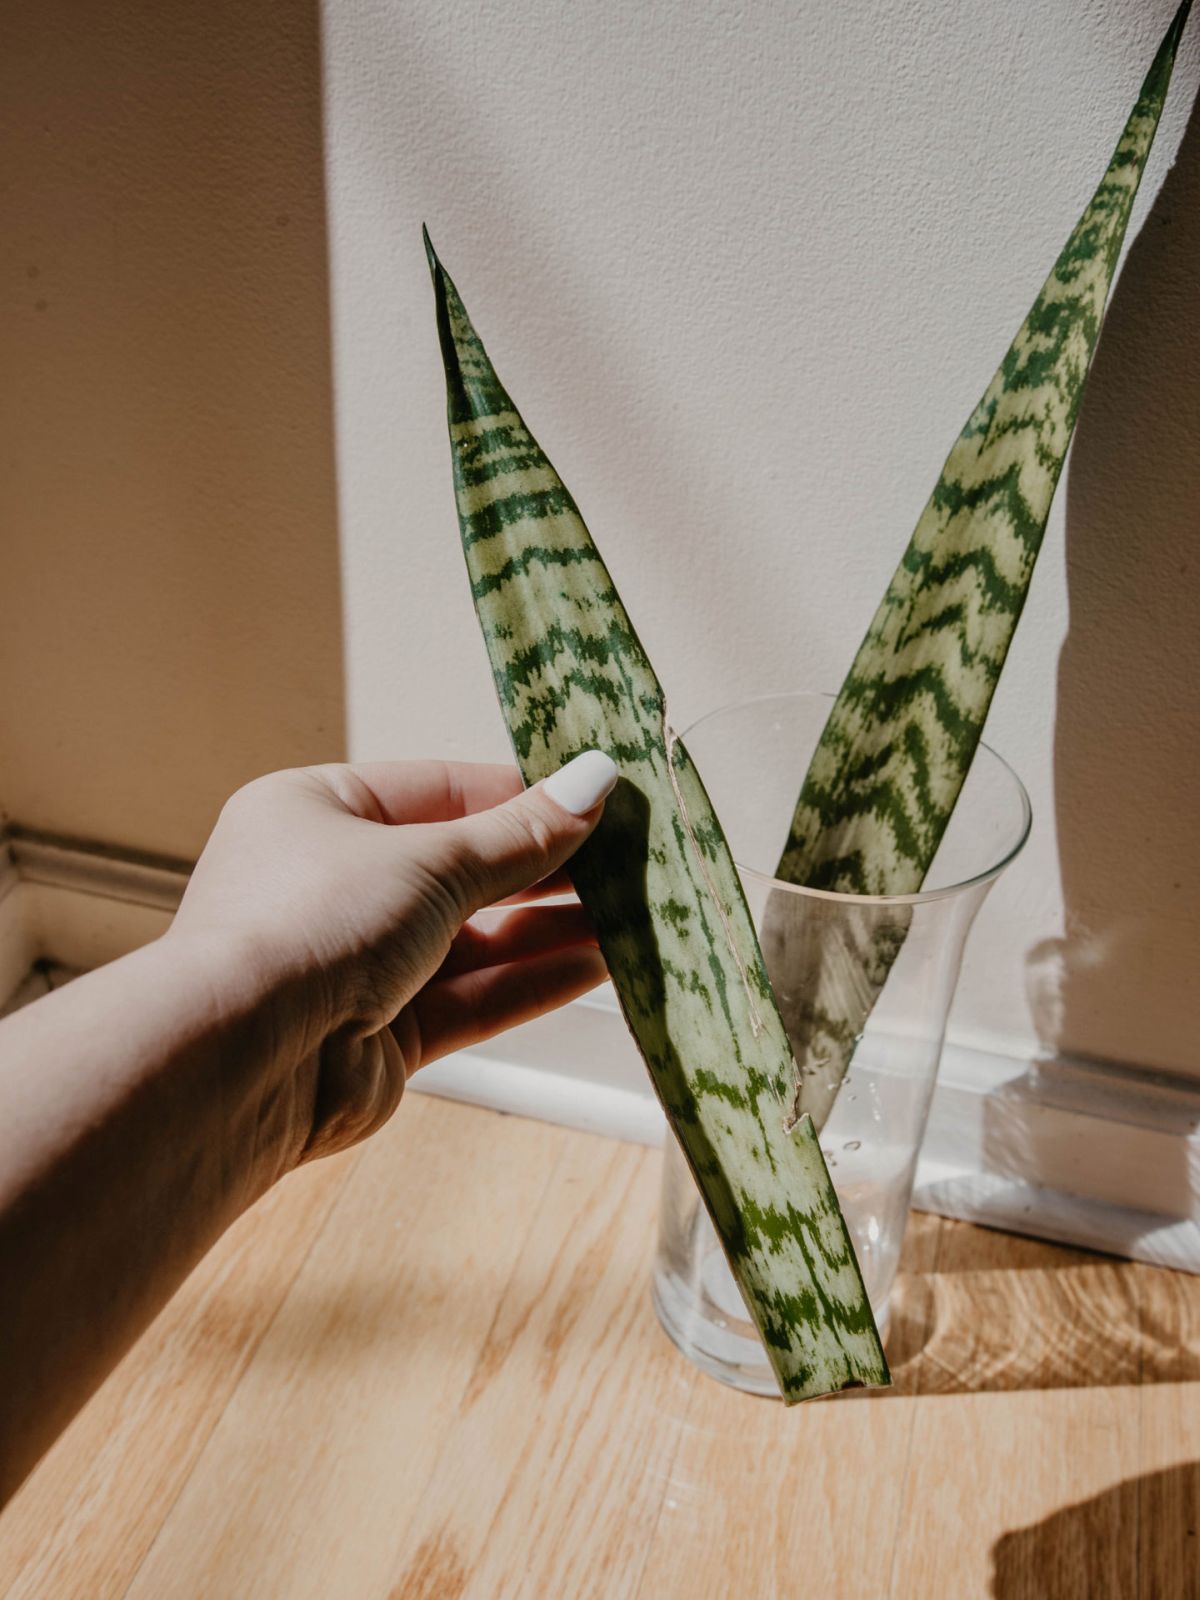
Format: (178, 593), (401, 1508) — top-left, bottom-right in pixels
(347, 760), (525, 825)
(495, 865), (578, 905)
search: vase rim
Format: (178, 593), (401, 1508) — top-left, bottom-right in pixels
(681, 689), (1033, 908)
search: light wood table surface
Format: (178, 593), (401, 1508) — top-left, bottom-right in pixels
(3, 1094), (1199, 1599)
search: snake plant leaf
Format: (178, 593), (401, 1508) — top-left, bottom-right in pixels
(425, 229), (887, 1402)
(764, 1), (1191, 1130)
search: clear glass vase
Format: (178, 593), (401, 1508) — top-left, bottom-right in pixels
(651, 691), (1031, 1396)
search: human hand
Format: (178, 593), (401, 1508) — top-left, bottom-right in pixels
(167, 753), (618, 1167)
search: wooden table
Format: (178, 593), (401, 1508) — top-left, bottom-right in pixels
(3, 1095), (1199, 1598)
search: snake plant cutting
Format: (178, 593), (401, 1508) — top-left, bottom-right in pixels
(426, 234), (888, 1403)
(426, 5), (1189, 1402)
(763, 0), (1191, 1131)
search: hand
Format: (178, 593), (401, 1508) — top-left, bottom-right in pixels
(167, 753), (617, 1165)
(0, 752), (618, 1496)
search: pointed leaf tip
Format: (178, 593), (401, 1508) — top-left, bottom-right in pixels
(422, 224), (439, 277)
(1152, 0), (1192, 81)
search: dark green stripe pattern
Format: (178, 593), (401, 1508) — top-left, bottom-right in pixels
(425, 230), (888, 1403)
(765, 3), (1190, 1131)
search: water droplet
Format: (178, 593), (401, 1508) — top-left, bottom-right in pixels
(843, 1139), (862, 1152)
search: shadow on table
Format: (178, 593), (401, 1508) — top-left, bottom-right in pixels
(882, 1219), (1200, 1397)
(990, 1464), (1200, 1600)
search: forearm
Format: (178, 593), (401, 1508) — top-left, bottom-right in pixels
(0, 934), (306, 1502)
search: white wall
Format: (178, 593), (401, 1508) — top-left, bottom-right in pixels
(323, 0), (1200, 1080)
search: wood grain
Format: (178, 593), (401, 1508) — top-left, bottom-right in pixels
(388, 1138), (692, 1600)
(893, 1389), (1141, 1599)
(890, 1227), (1147, 1600)
(0, 1141), (358, 1600)
(4, 1097), (1200, 1600)
(124, 1095), (569, 1600)
(910, 1222), (1143, 1395)
(633, 1209), (944, 1600)
(1136, 1259), (1200, 1600)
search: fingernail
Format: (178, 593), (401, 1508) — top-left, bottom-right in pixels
(542, 750), (619, 816)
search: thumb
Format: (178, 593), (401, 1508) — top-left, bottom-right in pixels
(434, 750), (619, 915)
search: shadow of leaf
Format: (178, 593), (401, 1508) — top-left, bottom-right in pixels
(991, 1464), (1199, 1599)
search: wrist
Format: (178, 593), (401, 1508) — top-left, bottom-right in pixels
(148, 928), (327, 1196)
(160, 920), (335, 1044)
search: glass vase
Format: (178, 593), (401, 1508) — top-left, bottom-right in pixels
(651, 691), (1031, 1396)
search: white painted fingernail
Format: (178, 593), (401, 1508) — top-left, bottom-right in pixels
(542, 750), (619, 816)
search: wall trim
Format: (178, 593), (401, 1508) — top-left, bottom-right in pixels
(4, 826), (1198, 1273)
(5, 825), (191, 912)
(0, 826), (188, 980)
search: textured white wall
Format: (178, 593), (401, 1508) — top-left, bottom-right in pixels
(323, 0), (1200, 1077)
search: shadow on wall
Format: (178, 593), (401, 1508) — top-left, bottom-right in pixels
(990, 1464), (1200, 1599)
(1025, 80), (1200, 1080)
(0, 0), (344, 859)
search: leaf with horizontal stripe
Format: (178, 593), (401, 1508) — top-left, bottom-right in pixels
(765, 2), (1191, 1129)
(425, 230), (888, 1403)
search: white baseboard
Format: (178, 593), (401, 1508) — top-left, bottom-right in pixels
(913, 1043), (1200, 1272)
(412, 1052), (667, 1146)
(411, 993), (1200, 1274)
(4, 825), (1199, 1273)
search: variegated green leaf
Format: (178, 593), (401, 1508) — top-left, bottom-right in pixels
(766, 2), (1191, 1129)
(425, 230), (888, 1403)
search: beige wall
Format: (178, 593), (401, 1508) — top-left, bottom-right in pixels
(0, 0), (344, 860)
